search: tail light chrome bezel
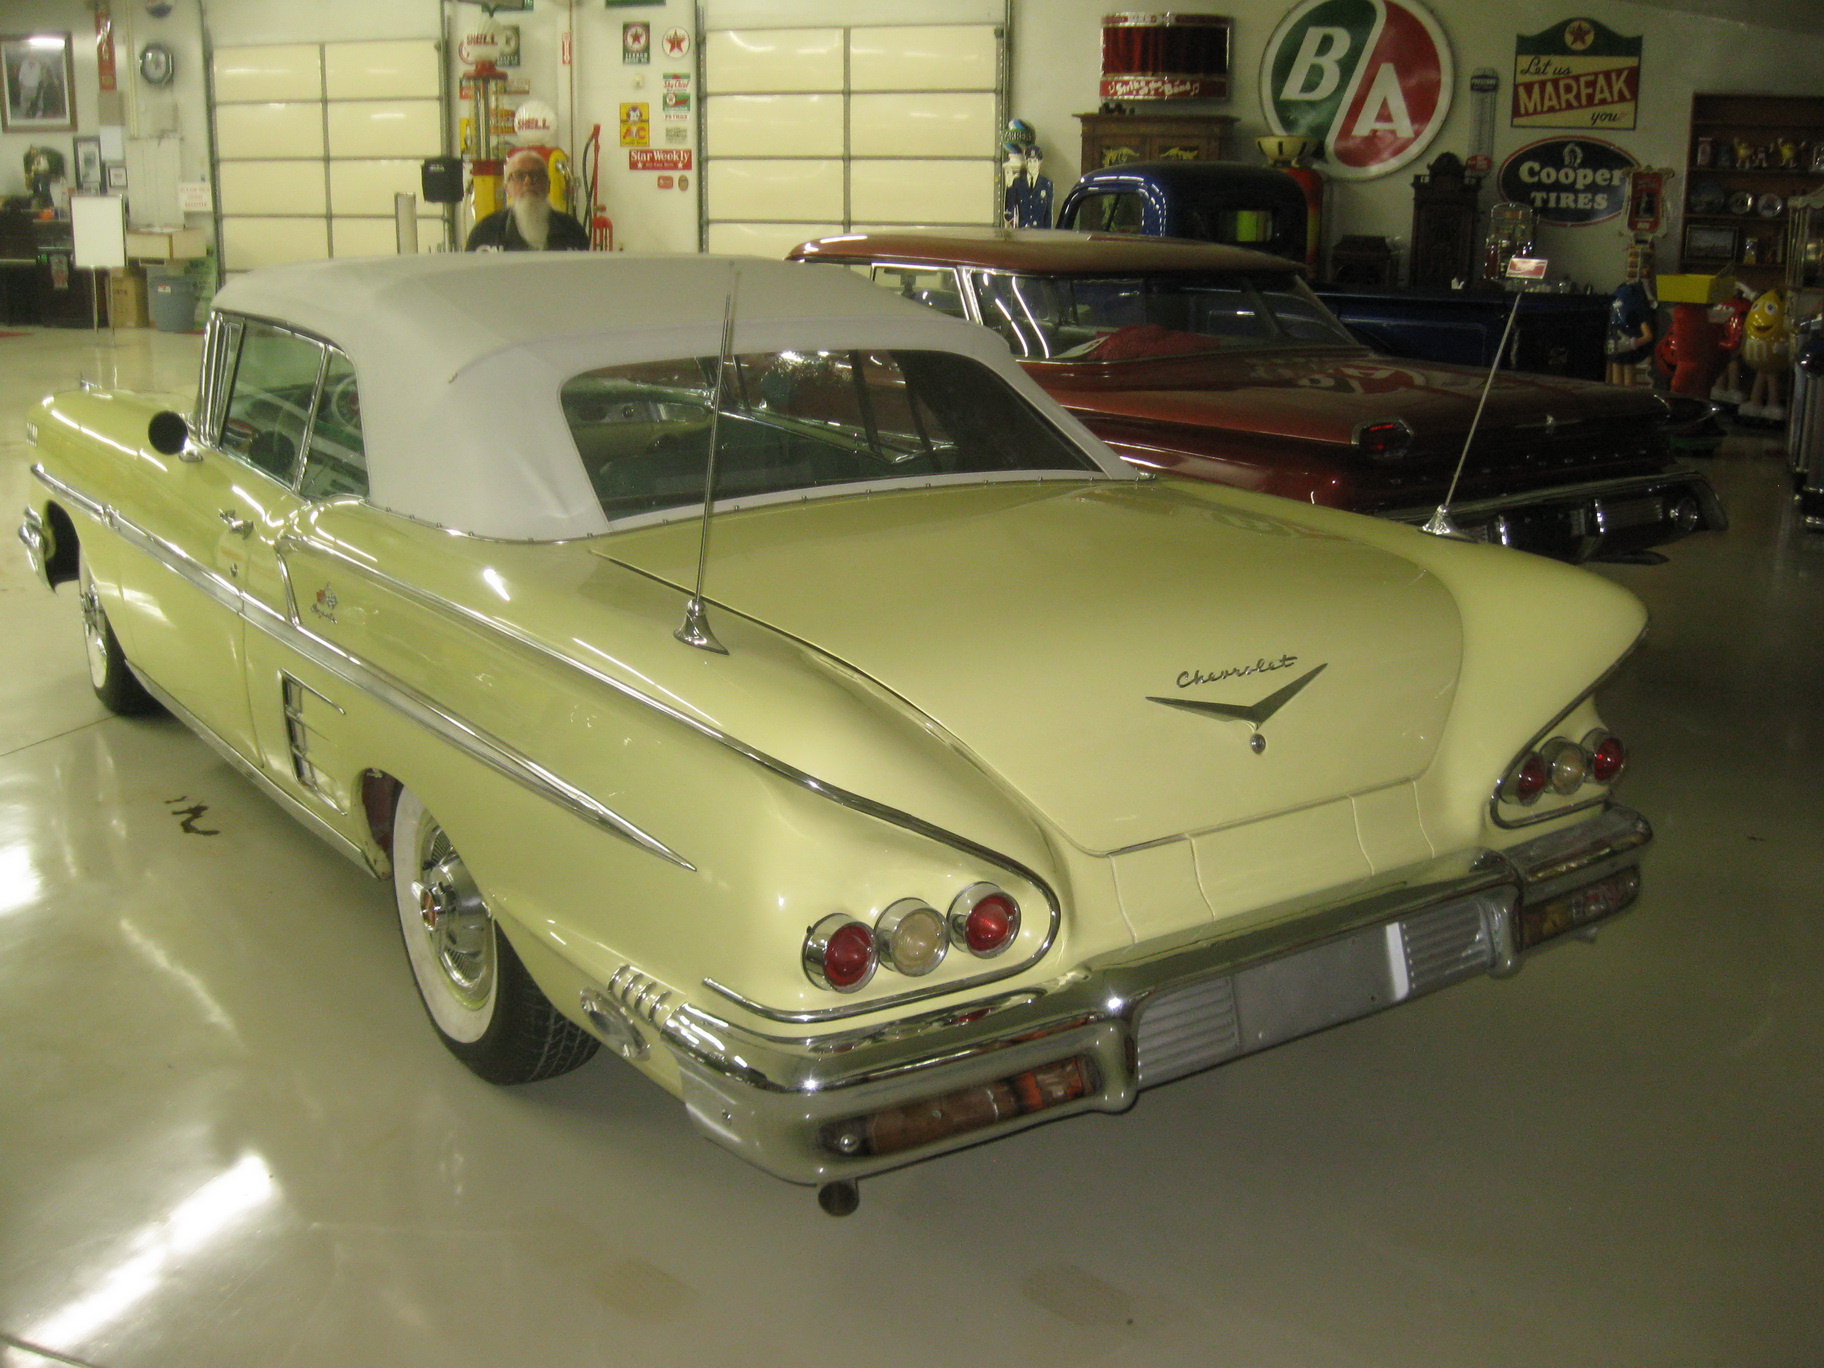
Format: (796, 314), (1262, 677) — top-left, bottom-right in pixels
(874, 898), (948, 977)
(948, 882), (1021, 958)
(803, 913), (877, 993)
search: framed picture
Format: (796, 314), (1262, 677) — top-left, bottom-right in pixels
(73, 134), (102, 192)
(1683, 222), (1738, 261)
(1, 33), (76, 133)
(104, 162), (128, 192)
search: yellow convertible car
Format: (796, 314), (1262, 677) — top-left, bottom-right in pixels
(19, 255), (1650, 1214)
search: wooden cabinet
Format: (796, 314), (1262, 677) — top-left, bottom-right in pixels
(1075, 112), (1236, 171)
(1682, 94), (1824, 288)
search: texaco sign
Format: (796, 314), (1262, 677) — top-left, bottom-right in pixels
(1261, 0), (1454, 181)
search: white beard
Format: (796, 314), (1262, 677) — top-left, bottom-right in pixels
(509, 193), (552, 250)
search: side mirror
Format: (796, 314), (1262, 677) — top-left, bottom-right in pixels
(148, 410), (193, 459)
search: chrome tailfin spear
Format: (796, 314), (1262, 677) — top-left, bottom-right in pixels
(1422, 258), (1540, 539)
(675, 269), (739, 654)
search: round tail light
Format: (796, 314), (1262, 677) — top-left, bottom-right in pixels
(949, 883), (1020, 957)
(1353, 418), (1413, 460)
(876, 899), (947, 976)
(1585, 730), (1627, 783)
(1541, 736), (1587, 794)
(1502, 752), (1550, 805)
(804, 914), (877, 992)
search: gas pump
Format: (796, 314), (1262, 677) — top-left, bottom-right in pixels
(458, 21), (508, 232)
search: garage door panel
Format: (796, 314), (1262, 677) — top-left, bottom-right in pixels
(324, 41), (439, 100)
(849, 26), (999, 91)
(707, 222), (842, 257)
(222, 217), (331, 270)
(326, 102), (442, 159)
(849, 92), (996, 158)
(215, 103), (325, 160)
(212, 45), (321, 103)
(332, 217), (442, 256)
(705, 28), (843, 93)
(707, 159), (844, 220)
(219, 161), (327, 216)
(706, 94), (844, 158)
(850, 159), (996, 224)
(328, 160), (428, 216)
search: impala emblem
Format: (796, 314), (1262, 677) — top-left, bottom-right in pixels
(311, 585), (338, 622)
(1147, 663), (1328, 754)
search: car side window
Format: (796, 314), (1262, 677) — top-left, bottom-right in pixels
(868, 265), (966, 319)
(298, 349), (369, 501)
(1076, 192), (1144, 234)
(221, 321), (326, 485)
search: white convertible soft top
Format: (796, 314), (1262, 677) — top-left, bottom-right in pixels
(212, 253), (1132, 541)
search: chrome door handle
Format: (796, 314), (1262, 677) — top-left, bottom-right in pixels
(218, 509), (254, 536)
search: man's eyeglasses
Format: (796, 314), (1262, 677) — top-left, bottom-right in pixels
(506, 169), (550, 185)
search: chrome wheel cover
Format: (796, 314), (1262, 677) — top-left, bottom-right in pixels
(78, 563), (109, 690)
(410, 823), (496, 1013)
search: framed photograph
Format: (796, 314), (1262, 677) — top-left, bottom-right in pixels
(1, 33), (76, 133)
(104, 162), (128, 192)
(73, 134), (102, 192)
(1683, 222), (1738, 261)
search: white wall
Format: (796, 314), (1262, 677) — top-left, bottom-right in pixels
(1012, 0), (1824, 289)
(13, 0), (1824, 279)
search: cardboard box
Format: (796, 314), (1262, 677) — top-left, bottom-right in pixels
(108, 268), (148, 328)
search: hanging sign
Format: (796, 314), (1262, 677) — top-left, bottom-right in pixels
(1497, 136), (1638, 225)
(1260, 0), (1454, 182)
(661, 28), (692, 60)
(629, 149), (691, 172)
(619, 102), (649, 148)
(1513, 18), (1640, 129)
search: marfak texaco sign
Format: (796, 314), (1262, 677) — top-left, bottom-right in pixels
(1261, 0), (1454, 181)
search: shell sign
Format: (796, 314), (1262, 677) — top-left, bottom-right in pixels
(1261, 0), (1454, 181)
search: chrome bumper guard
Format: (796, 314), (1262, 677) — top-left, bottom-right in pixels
(18, 506), (49, 587)
(665, 805), (1651, 1185)
(1386, 469), (1725, 560)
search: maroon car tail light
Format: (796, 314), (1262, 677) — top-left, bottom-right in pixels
(875, 899), (947, 977)
(1501, 752), (1551, 806)
(804, 914), (877, 992)
(1352, 418), (1413, 461)
(1585, 729), (1627, 783)
(949, 883), (1020, 957)
(820, 1055), (1094, 1158)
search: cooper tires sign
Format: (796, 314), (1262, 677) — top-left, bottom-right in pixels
(1261, 0), (1454, 181)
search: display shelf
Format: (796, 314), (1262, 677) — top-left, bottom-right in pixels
(1683, 93), (1824, 284)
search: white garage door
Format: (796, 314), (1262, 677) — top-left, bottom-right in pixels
(701, 6), (1006, 259)
(211, 40), (446, 271)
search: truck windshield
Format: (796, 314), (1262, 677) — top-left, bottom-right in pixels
(969, 270), (1357, 361)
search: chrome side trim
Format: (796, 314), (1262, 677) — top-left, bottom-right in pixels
(1383, 468), (1718, 530)
(131, 667), (377, 875)
(32, 463), (106, 523)
(287, 533), (1065, 1024)
(37, 465), (689, 871)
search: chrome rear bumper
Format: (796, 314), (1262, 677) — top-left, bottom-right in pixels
(662, 805), (1651, 1184)
(1386, 469), (1725, 562)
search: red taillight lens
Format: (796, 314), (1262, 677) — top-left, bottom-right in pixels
(1354, 419), (1412, 460)
(804, 915), (877, 992)
(1504, 752), (1549, 805)
(1587, 732), (1626, 783)
(949, 885), (1020, 957)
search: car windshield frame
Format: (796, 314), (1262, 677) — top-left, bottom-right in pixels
(559, 345), (1117, 531)
(966, 268), (1359, 362)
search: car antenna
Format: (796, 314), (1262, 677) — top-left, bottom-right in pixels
(675, 268), (740, 654)
(1422, 256), (1546, 539)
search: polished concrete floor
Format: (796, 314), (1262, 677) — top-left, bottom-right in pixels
(2, 324), (1820, 1368)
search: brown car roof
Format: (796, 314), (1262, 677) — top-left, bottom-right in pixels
(787, 228), (1302, 276)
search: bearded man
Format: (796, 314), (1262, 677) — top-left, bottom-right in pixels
(466, 149), (590, 251)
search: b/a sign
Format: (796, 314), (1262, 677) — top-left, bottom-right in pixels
(1261, 0), (1454, 181)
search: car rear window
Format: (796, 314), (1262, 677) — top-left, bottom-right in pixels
(970, 270), (1357, 361)
(560, 348), (1101, 521)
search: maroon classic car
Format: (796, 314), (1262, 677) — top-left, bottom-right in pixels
(787, 229), (1723, 563)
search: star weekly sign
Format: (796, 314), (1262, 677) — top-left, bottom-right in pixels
(1261, 0), (1454, 181)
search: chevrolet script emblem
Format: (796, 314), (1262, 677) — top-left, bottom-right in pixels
(1147, 663), (1327, 754)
